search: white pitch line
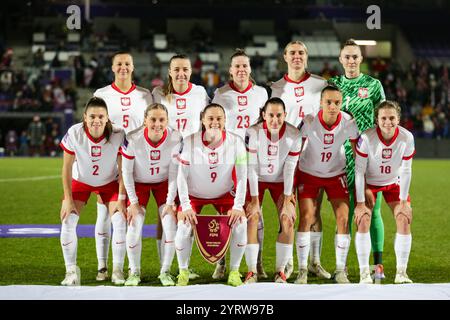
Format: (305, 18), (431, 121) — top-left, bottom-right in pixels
(0, 175), (60, 182)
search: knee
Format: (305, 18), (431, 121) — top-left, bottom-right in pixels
(247, 213), (259, 228)
(176, 221), (192, 239)
(358, 214), (371, 232)
(396, 214), (410, 232)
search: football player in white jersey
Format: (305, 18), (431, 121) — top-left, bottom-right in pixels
(271, 40), (330, 280)
(93, 52), (153, 282)
(211, 49), (268, 280)
(354, 101), (415, 284)
(120, 103), (182, 286)
(244, 97), (301, 284)
(175, 103), (247, 287)
(153, 54), (210, 279)
(296, 85), (359, 284)
(59, 97), (126, 286)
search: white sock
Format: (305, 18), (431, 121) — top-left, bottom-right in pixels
(229, 218), (247, 271)
(175, 221), (193, 270)
(257, 209), (264, 264)
(395, 233), (412, 270)
(160, 213), (177, 274)
(296, 232), (310, 269)
(309, 231), (322, 265)
(60, 213), (79, 268)
(355, 232), (371, 271)
(111, 212), (126, 272)
(245, 243), (259, 272)
(335, 234), (351, 271)
(276, 242), (293, 272)
(158, 205), (164, 266)
(95, 203), (110, 270)
(126, 210), (145, 275)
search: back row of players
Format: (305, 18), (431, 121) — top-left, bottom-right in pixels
(59, 39), (414, 286)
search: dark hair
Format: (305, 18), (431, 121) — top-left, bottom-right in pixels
(257, 97), (286, 124)
(83, 97), (113, 142)
(163, 54), (191, 102)
(200, 103), (226, 131)
(111, 51), (133, 65)
(320, 83), (342, 99)
(340, 38), (361, 53)
(375, 100), (402, 122)
(229, 49), (256, 84)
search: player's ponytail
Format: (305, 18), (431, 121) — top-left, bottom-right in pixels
(229, 49), (256, 85)
(256, 97), (286, 124)
(83, 97), (113, 142)
(163, 54), (191, 104)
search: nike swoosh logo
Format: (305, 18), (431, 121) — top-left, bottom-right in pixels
(382, 161), (390, 163)
(209, 166), (218, 169)
(324, 146), (332, 149)
(237, 243), (246, 247)
(92, 159), (100, 162)
(164, 240), (174, 244)
(298, 245), (307, 248)
(238, 109), (246, 112)
(296, 99), (303, 103)
(150, 162), (159, 165)
(115, 241), (125, 245)
(177, 112), (185, 115)
(176, 247), (184, 251)
(62, 241), (73, 247)
(128, 244), (138, 249)
(337, 245), (346, 249)
(97, 232), (108, 236)
(122, 108), (130, 111)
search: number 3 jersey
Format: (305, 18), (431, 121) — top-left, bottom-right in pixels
(212, 82), (268, 139)
(299, 110), (359, 178)
(60, 123), (125, 186)
(355, 126), (415, 186)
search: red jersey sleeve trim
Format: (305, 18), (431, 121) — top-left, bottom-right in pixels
(60, 143), (75, 155)
(355, 148), (368, 158)
(402, 150), (416, 160)
(288, 151), (300, 156)
(177, 155), (190, 165)
(119, 147), (135, 160)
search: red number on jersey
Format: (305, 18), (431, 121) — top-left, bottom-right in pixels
(237, 115), (250, 129)
(92, 165), (99, 175)
(267, 163), (274, 174)
(123, 114), (129, 128)
(298, 106), (305, 119)
(320, 152), (332, 162)
(176, 118), (187, 131)
(380, 165), (391, 174)
(149, 167), (160, 175)
(210, 172), (217, 183)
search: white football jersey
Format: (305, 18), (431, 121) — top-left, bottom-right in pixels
(152, 83), (210, 138)
(178, 131), (246, 200)
(246, 122), (301, 183)
(299, 110), (359, 177)
(94, 83), (153, 134)
(356, 126), (415, 186)
(120, 126), (182, 184)
(212, 82), (268, 139)
(60, 123), (125, 186)
(270, 73), (327, 127)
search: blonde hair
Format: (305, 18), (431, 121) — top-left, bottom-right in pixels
(283, 40), (308, 69)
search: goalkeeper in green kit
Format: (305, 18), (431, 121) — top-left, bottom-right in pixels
(330, 39), (386, 281)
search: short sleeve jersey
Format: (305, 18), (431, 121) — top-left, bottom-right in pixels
(270, 73), (327, 127)
(212, 82), (268, 139)
(299, 110), (359, 178)
(355, 126), (415, 186)
(178, 131), (246, 199)
(152, 82), (210, 138)
(60, 123), (125, 186)
(94, 83), (153, 133)
(120, 126), (182, 184)
(246, 122), (301, 183)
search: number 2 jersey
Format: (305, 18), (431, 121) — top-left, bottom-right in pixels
(60, 123), (125, 186)
(299, 110), (359, 178)
(94, 83), (154, 133)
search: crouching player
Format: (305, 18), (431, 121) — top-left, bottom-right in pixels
(59, 97), (126, 286)
(295, 84), (359, 284)
(354, 100), (415, 284)
(120, 103), (182, 286)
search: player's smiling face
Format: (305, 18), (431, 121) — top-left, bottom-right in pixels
(112, 54), (134, 81)
(284, 43), (308, 71)
(339, 46), (363, 74)
(145, 108), (168, 137)
(202, 107), (225, 134)
(169, 58), (192, 87)
(377, 108), (399, 137)
(84, 106), (108, 138)
(321, 90), (342, 120)
(263, 103), (286, 132)
(230, 55), (251, 84)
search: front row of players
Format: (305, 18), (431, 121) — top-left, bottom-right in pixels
(59, 85), (414, 286)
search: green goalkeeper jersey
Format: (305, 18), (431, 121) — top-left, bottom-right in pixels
(329, 73), (385, 186)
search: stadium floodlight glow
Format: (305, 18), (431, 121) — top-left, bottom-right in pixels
(354, 40), (377, 46)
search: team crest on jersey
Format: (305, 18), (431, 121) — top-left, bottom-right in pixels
(324, 134), (334, 145)
(91, 146), (102, 157)
(237, 96), (248, 106)
(294, 87), (304, 97)
(208, 152), (218, 164)
(268, 145), (278, 156)
(358, 88), (368, 98)
(176, 98), (186, 109)
(150, 150), (161, 161)
(121, 97), (131, 106)
(382, 148), (392, 159)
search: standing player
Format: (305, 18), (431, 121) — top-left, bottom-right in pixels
(295, 85), (359, 284)
(59, 97), (126, 286)
(330, 39), (386, 280)
(244, 97), (301, 284)
(175, 103), (247, 287)
(271, 40), (330, 280)
(120, 103), (182, 286)
(153, 54), (210, 279)
(93, 51), (153, 283)
(211, 49), (268, 280)
(354, 101), (414, 284)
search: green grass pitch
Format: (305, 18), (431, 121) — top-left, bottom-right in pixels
(0, 158), (449, 285)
